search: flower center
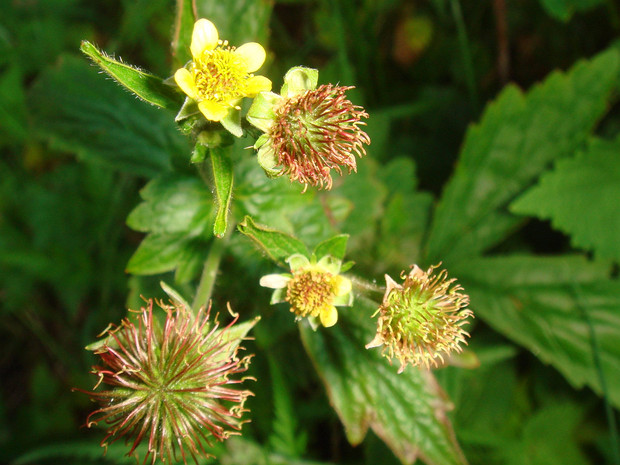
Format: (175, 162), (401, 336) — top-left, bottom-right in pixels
(286, 269), (336, 317)
(193, 45), (248, 103)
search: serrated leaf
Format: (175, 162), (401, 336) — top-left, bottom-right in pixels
(425, 49), (620, 264)
(127, 233), (206, 276)
(511, 137), (620, 261)
(171, 0), (196, 70)
(29, 55), (188, 177)
(238, 216), (309, 266)
(313, 235), (349, 261)
(452, 255), (620, 408)
(211, 146), (234, 237)
(80, 41), (183, 111)
(299, 297), (467, 465)
(127, 174), (213, 235)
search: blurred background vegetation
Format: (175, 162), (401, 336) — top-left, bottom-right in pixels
(1, 0), (620, 464)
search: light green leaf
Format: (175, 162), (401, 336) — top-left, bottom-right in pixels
(127, 174), (213, 235)
(211, 146), (234, 238)
(313, 235), (349, 261)
(171, 0), (196, 69)
(511, 137), (620, 261)
(452, 255), (620, 408)
(538, 0), (605, 22)
(30, 55), (188, 177)
(80, 41), (183, 111)
(299, 297), (467, 465)
(425, 49), (620, 264)
(238, 216), (308, 266)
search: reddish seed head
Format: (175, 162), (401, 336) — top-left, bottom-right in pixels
(75, 300), (253, 464)
(268, 84), (370, 190)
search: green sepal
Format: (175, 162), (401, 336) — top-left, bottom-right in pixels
(247, 91), (281, 132)
(175, 96), (200, 122)
(313, 235), (349, 262)
(257, 145), (282, 178)
(210, 147), (234, 238)
(80, 40), (183, 111)
(238, 215), (309, 267)
(221, 105), (243, 137)
(340, 260), (355, 273)
(210, 315), (261, 365)
(160, 280), (191, 309)
(281, 66), (319, 97)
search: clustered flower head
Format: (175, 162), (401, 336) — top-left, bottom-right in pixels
(76, 300), (253, 464)
(247, 66), (370, 191)
(260, 253), (353, 328)
(174, 18), (271, 123)
(366, 264), (473, 372)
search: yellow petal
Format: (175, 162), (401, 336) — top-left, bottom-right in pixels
(174, 68), (198, 99)
(245, 75), (272, 97)
(198, 100), (230, 122)
(191, 19), (218, 58)
(320, 306), (338, 328)
(235, 42), (266, 73)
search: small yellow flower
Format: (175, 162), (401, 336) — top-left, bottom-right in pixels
(174, 18), (272, 122)
(260, 254), (353, 328)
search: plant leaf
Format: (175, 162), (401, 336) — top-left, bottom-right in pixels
(424, 49), (619, 264)
(211, 146), (234, 238)
(299, 297), (467, 465)
(80, 41), (183, 111)
(510, 136), (620, 261)
(452, 255), (620, 408)
(313, 235), (349, 261)
(171, 0), (196, 70)
(29, 55), (188, 177)
(238, 216), (309, 267)
(195, 0), (274, 45)
(538, 0), (605, 22)
(127, 173), (213, 235)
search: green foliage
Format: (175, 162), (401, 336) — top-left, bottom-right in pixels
(80, 41), (183, 111)
(511, 136), (620, 261)
(29, 56), (188, 177)
(538, 0), (606, 22)
(424, 49), (620, 265)
(4, 0), (620, 464)
(300, 297), (467, 465)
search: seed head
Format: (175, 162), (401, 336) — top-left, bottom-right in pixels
(366, 264), (473, 372)
(76, 300), (253, 464)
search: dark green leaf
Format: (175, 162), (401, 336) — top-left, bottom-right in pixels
(171, 0), (196, 69)
(300, 298), (467, 465)
(195, 0), (274, 45)
(538, 0), (605, 22)
(511, 137), (620, 261)
(30, 55), (188, 177)
(452, 255), (620, 408)
(126, 233), (207, 276)
(425, 49), (620, 264)
(80, 41), (183, 111)
(238, 216), (308, 266)
(313, 235), (349, 261)
(211, 146), (234, 237)
(127, 174), (213, 235)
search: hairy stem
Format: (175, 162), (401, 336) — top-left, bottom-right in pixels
(192, 233), (228, 313)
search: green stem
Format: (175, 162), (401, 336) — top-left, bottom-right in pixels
(192, 233), (229, 313)
(351, 275), (385, 297)
(450, 0), (479, 110)
(573, 284), (620, 465)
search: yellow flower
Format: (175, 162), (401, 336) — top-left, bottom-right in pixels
(174, 19), (272, 122)
(260, 254), (353, 328)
